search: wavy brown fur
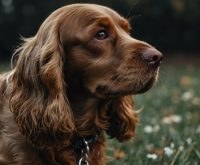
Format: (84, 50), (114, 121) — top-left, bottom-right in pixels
(0, 4), (162, 165)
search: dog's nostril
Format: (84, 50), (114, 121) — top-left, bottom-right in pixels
(141, 48), (163, 66)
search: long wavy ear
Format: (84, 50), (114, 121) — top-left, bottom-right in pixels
(10, 14), (75, 149)
(106, 96), (138, 141)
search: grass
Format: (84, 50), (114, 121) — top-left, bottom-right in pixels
(107, 63), (200, 165)
(0, 60), (200, 164)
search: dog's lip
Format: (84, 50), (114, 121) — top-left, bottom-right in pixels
(135, 78), (155, 94)
(136, 82), (153, 94)
(96, 80), (155, 97)
(94, 84), (139, 98)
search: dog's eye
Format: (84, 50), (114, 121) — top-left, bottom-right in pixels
(95, 30), (108, 40)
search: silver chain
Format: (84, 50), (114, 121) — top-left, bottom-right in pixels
(78, 139), (90, 165)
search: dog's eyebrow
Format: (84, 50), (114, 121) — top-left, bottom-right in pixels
(119, 19), (131, 33)
(96, 17), (112, 27)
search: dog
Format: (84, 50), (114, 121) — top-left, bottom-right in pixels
(0, 4), (163, 165)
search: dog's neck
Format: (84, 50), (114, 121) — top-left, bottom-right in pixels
(66, 74), (106, 137)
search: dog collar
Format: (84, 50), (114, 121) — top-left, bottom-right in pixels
(72, 134), (98, 165)
(73, 134), (98, 150)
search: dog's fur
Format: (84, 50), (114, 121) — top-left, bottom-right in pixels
(0, 4), (162, 165)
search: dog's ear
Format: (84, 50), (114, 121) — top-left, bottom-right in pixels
(10, 11), (75, 149)
(106, 96), (138, 141)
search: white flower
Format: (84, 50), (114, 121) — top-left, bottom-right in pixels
(186, 138), (192, 144)
(144, 125), (153, 133)
(179, 146), (184, 151)
(162, 114), (182, 124)
(181, 90), (194, 101)
(147, 153), (158, 160)
(172, 115), (182, 123)
(170, 142), (175, 148)
(144, 125), (160, 134)
(164, 147), (174, 157)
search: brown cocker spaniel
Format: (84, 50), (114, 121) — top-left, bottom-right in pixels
(0, 4), (163, 165)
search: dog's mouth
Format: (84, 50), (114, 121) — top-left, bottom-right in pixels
(94, 76), (156, 98)
(135, 77), (156, 94)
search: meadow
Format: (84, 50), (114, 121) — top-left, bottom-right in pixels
(107, 58), (200, 165)
(0, 57), (200, 165)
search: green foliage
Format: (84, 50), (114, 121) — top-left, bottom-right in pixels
(107, 63), (200, 165)
(0, 0), (200, 59)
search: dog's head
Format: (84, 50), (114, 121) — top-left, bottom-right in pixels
(60, 4), (163, 98)
(10, 4), (162, 148)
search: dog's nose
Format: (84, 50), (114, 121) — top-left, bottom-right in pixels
(141, 48), (163, 67)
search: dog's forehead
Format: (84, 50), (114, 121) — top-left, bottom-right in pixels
(90, 5), (131, 32)
(65, 4), (129, 25)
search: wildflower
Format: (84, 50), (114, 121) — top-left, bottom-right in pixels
(164, 147), (174, 157)
(181, 90), (194, 101)
(147, 153), (158, 160)
(179, 146), (184, 151)
(170, 142), (175, 148)
(186, 138), (192, 144)
(144, 125), (160, 134)
(144, 125), (153, 133)
(162, 114), (182, 124)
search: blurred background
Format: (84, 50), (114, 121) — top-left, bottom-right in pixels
(0, 0), (200, 164)
(0, 0), (200, 60)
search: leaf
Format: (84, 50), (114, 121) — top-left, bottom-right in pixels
(114, 148), (126, 160)
(180, 76), (192, 87)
